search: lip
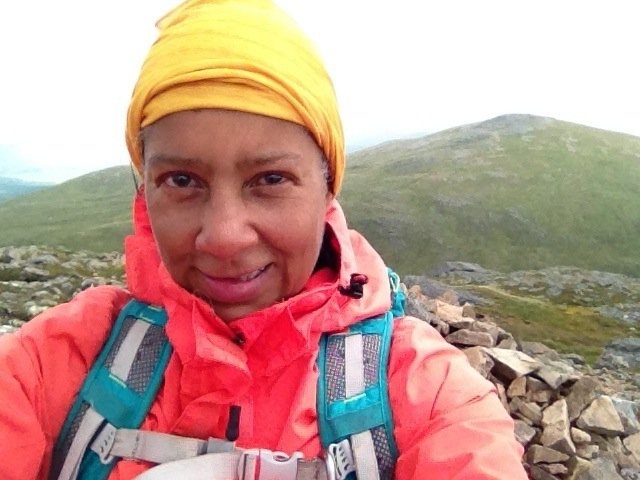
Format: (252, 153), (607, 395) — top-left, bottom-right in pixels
(198, 264), (272, 305)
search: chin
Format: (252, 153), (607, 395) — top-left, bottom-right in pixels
(213, 304), (257, 323)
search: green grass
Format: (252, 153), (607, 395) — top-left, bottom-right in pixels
(0, 267), (22, 281)
(0, 167), (134, 252)
(468, 285), (638, 364)
(339, 115), (640, 277)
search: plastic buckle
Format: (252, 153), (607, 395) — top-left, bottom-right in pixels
(90, 423), (117, 464)
(326, 440), (356, 480)
(238, 449), (303, 480)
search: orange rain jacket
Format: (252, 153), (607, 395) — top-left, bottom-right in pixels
(0, 195), (527, 479)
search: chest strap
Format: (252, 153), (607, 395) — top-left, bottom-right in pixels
(85, 426), (356, 480)
(134, 448), (331, 480)
(90, 427), (236, 465)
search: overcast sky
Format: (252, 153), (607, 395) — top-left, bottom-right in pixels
(1, 0), (638, 183)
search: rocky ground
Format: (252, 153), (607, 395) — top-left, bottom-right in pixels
(408, 262), (640, 373)
(428, 261), (640, 326)
(402, 282), (640, 479)
(1, 247), (640, 478)
(0, 245), (124, 334)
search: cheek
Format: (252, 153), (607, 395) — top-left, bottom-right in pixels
(146, 194), (197, 265)
(273, 201), (327, 270)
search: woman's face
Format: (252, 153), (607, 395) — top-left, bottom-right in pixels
(143, 109), (333, 322)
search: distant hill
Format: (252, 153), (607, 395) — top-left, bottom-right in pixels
(0, 177), (53, 202)
(1, 114), (639, 277)
(0, 167), (134, 252)
(339, 114), (640, 276)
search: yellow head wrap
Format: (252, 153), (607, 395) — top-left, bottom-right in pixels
(126, 0), (345, 193)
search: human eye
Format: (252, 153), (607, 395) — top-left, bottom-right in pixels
(258, 172), (287, 186)
(247, 171), (292, 188)
(160, 172), (202, 189)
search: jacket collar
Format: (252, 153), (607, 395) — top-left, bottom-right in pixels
(124, 192), (391, 398)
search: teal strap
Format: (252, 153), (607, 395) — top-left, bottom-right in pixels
(78, 300), (170, 427)
(317, 313), (397, 457)
(51, 299), (171, 480)
(317, 268), (403, 480)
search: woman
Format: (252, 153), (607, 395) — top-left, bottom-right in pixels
(0, 1), (527, 479)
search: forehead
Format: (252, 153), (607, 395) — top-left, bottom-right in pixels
(142, 109), (322, 168)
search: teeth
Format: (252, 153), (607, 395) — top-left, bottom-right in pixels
(238, 267), (265, 282)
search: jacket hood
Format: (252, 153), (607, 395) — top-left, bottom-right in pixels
(124, 192), (390, 402)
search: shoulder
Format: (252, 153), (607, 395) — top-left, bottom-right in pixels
(0, 285), (131, 448)
(16, 285), (131, 355)
(3, 284), (131, 383)
(389, 315), (469, 366)
(388, 315), (497, 413)
(387, 316), (526, 478)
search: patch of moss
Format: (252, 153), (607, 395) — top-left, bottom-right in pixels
(468, 285), (637, 365)
(0, 267), (22, 282)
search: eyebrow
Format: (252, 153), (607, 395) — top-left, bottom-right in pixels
(145, 154), (201, 169)
(242, 152), (303, 167)
(145, 152), (303, 169)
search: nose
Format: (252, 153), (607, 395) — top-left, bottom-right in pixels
(194, 191), (259, 259)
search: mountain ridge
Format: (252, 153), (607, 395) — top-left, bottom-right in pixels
(339, 114), (640, 276)
(1, 114), (639, 277)
(0, 176), (53, 202)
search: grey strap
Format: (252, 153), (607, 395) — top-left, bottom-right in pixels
(90, 427), (236, 465)
(135, 452), (242, 480)
(109, 319), (151, 381)
(350, 432), (380, 480)
(344, 334), (365, 397)
(57, 408), (105, 480)
(344, 333), (380, 480)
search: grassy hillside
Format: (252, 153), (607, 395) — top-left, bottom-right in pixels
(0, 167), (134, 252)
(1, 114), (639, 278)
(339, 114), (640, 276)
(0, 177), (53, 202)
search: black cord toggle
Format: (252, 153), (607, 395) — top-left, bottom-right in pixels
(225, 405), (242, 442)
(338, 273), (368, 299)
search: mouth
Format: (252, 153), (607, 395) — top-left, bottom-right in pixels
(232, 266), (268, 283)
(197, 263), (272, 305)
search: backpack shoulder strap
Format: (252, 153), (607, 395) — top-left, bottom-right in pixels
(317, 268), (405, 480)
(50, 299), (172, 480)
